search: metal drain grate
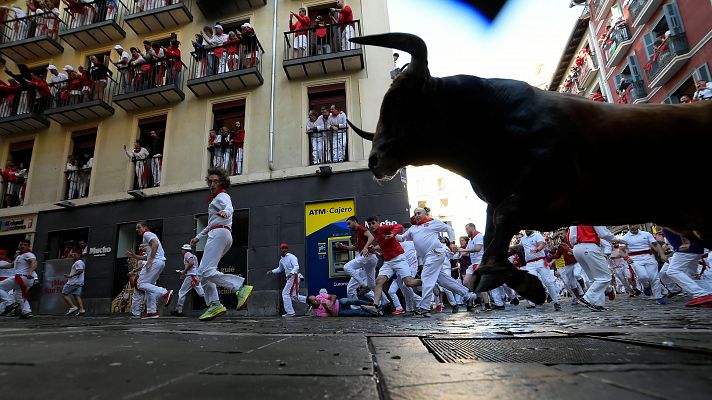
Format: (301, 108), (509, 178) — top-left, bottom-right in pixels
(422, 337), (712, 364)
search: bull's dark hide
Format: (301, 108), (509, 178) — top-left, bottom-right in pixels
(348, 33), (712, 304)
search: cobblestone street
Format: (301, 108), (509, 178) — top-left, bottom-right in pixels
(2, 294), (711, 399)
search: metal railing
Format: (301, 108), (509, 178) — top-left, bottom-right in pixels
(125, 0), (190, 15)
(131, 156), (162, 189)
(46, 75), (117, 109)
(64, 168), (92, 200)
(115, 58), (186, 96)
(0, 11), (64, 44)
(189, 38), (264, 80)
(283, 20), (362, 61)
(617, 79), (647, 104)
(307, 127), (348, 165)
(603, 22), (631, 64)
(208, 143), (243, 176)
(60, 0), (128, 31)
(580, 53), (597, 79)
(0, 87), (48, 118)
(627, 0), (646, 23)
(644, 33), (690, 83)
(1, 174), (27, 208)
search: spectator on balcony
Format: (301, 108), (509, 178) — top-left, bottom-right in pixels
(28, 72), (50, 112)
(207, 129), (218, 165)
(47, 64), (67, 101)
(66, 155), (80, 200)
(191, 34), (206, 78)
(89, 55), (110, 100)
(7, 6), (28, 41)
(224, 31), (241, 71)
(4, 64), (33, 114)
(0, 78), (21, 117)
(79, 150), (93, 197)
(218, 126), (233, 172)
(332, 1), (354, 51)
(289, 8), (311, 59)
(77, 65), (92, 102)
(307, 109), (325, 165)
(63, 65), (83, 105)
(199, 25), (220, 76)
(328, 104), (347, 162)
(314, 16), (330, 55)
(124, 141), (150, 189)
(214, 24), (229, 73)
(1, 160), (21, 208)
(111, 44), (130, 93)
(164, 39), (182, 85)
(147, 131), (163, 187)
(105, 0), (118, 20)
(693, 80), (712, 101)
(232, 121), (245, 175)
(128, 47), (147, 92)
(240, 23), (258, 68)
(679, 95), (693, 104)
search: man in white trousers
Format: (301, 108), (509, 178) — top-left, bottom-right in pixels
(397, 208), (474, 317)
(127, 222), (173, 320)
(661, 229), (712, 307)
(267, 243), (307, 317)
(622, 224), (668, 304)
(337, 216), (378, 297)
(0, 240), (37, 319)
(190, 167), (253, 321)
(171, 244), (205, 317)
(518, 230), (561, 311)
(569, 225), (620, 311)
(388, 239), (421, 315)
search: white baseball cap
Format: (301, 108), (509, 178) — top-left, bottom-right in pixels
(63, 65), (74, 71)
(47, 65), (57, 70)
(214, 24), (223, 30)
(113, 44), (123, 50)
(181, 244), (192, 251)
(241, 22), (252, 29)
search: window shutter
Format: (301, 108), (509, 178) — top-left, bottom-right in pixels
(642, 31), (655, 60)
(628, 55), (642, 81)
(663, 1), (685, 35)
(694, 63), (711, 82)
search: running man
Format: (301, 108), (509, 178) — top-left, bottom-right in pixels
(267, 243), (307, 317)
(0, 239), (38, 319)
(127, 222), (173, 320)
(171, 244), (205, 317)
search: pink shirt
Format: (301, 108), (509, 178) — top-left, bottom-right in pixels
(314, 294), (339, 317)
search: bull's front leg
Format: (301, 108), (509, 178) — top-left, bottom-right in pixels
(472, 201), (546, 305)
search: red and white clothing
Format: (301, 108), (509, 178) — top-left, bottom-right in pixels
(569, 226), (617, 306)
(337, 5), (355, 50)
(521, 231), (559, 305)
(622, 230), (662, 298)
(176, 251), (204, 313)
(136, 232), (169, 306)
(327, 111), (348, 162)
(290, 14), (311, 50)
(0, 251), (37, 314)
(344, 225), (377, 292)
(272, 252), (306, 315)
(464, 232), (484, 276)
(373, 224), (412, 280)
(608, 246), (636, 294)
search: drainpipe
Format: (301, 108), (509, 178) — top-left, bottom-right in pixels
(268, 0), (278, 172)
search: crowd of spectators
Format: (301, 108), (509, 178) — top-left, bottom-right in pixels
(191, 22), (259, 79)
(207, 121), (245, 176)
(0, 1), (61, 43)
(1, 160), (28, 208)
(286, 1), (355, 59)
(111, 34), (182, 94)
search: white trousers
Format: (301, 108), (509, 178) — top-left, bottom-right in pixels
(341, 25), (355, 50)
(0, 276), (33, 313)
(282, 274), (307, 315)
(176, 275), (205, 312)
(346, 269), (373, 299)
(198, 228), (244, 304)
(573, 243), (611, 307)
(418, 252), (471, 311)
(667, 252), (710, 298)
(343, 253), (377, 289)
(611, 265), (636, 293)
(137, 260), (167, 313)
(523, 259), (560, 303)
(132, 287), (145, 316)
(310, 132), (326, 165)
(630, 254), (662, 298)
(490, 286), (506, 307)
(560, 264), (580, 292)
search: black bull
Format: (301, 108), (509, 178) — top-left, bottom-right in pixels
(347, 33), (712, 304)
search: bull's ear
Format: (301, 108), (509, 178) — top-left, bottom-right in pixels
(350, 33), (428, 80)
(347, 119), (374, 141)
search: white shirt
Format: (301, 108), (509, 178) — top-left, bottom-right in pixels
(622, 230), (656, 253)
(568, 226), (617, 246)
(272, 253), (300, 276)
(397, 219), (455, 259)
(693, 82), (712, 100)
(0, 260), (14, 278)
(48, 72), (68, 84)
(126, 147), (149, 160)
(327, 111), (347, 130)
(196, 192), (234, 239)
(13, 252), (36, 275)
(400, 241), (418, 269)
(67, 259), (85, 285)
(306, 118), (323, 132)
(83, 158), (94, 169)
(316, 115), (330, 131)
(520, 231), (545, 262)
(467, 233), (484, 265)
(142, 231), (166, 262)
(183, 251), (198, 275)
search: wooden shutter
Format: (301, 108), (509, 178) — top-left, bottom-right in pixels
(663, 1), (685, 35)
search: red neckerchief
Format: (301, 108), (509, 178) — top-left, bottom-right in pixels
(0, 257), (11, 262)
(470, 230), (481, 238)
(412, 216), (433, 225)
(208, 188), (225, 203)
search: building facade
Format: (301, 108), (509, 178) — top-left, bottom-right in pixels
(550, 0), (711, 104)
(0, 0), (408, 314)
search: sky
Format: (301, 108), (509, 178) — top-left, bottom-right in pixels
(387, 0), (583, 229)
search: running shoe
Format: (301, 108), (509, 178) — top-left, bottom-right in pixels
(199, 302), (228, 321)
(413, 309), (431, 317)
(65, 306), (79, 316)
(451, 305), (460, 314)
(236, 285), (254, 310)
(141, 312), (159, 320)
(360, 304), (382, 316)
(606, 289), (616, 301)
(685, 293), (712, 307)
(19, 312), (33, 319)
(1, 303), (19, 317)
(643, 287), (652, 296)
(510, 297), (520, 306)
(170, 310), (185, 317)
(656, 297), (666, 305)
(435, 305), (443, 313)
(77, 310), (85, 316)
(282, 313), (296, 318)
(391, 308), (405, 315)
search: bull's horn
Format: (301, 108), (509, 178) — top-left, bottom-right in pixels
(347, 119), (374, 141)
(350, 33), (428, 79)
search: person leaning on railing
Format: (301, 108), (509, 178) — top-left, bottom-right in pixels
(164, 39), (182, 85)
(88, 55), (111, 100)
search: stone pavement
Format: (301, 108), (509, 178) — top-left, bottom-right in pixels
(1, 294), (711, 399)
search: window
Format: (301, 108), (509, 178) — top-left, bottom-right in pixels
(307, 83), (347, 165)
(46, 228), (89, 260)
(211, 100), (246, 176)
(130, 115), (166, 189)
(65, 129), (96, 200)
(1, 140), (33, 208)
(417, 200), (427, 208)
(693, 63), (711, 83)
(440, 198), (449, 208)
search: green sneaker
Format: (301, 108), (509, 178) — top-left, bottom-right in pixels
(236, 285), (254, 310)
(199, 302), (227, 321)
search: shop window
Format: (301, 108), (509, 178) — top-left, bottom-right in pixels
(46, 228), (89, 260)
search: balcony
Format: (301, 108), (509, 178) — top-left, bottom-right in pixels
(187, 39), (264, 97)
(64, 168), (92, 200)
(591, 0), (612, 20)
(617, 79), (647, 104)
(124, 0), (193, 35)
(0, 88), (50, 135)
(307, 128), (348, 165)
(59, 0), (128, 50)
(196, 0), (266, 19)
(578, 54), (599, 89)
(645, 33), (691, 88)
(283, 20), (364, 80)
(112, 59), (186, 111)
(604, 23), (633, 68)
(0, 12), (64, 62)
(44, 78), (116, 125)
(208, 142), (243, 176)
(131, 157), (162, 189)
(627, 0), (663, 27)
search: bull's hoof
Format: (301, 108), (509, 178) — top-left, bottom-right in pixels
(473, 272), (506, 293)
(505, 269), (546, 305)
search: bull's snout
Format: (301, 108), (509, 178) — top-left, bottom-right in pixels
(368, 154), (379, 168)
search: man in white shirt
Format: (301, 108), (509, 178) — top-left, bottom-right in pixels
(171, 244), (205, 317)
(127, 221), (173, 319)
(267, 243), (307, 317)
(692, 80), (712, 101)
(47, 65), (68, 101)
(112, 44), (131, 93)
(62, 251), (86, 316)
(569, 226), (620, 311)
(0, 239), (37, 318)
(327, 104), (347, 162)
(307, 110), (326, 165)
(622, 224), (668, 304)
(518, 230), (561, 311)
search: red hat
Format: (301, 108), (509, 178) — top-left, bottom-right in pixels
(280, 243), (289, 248)
(0, 250), (6, 256)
